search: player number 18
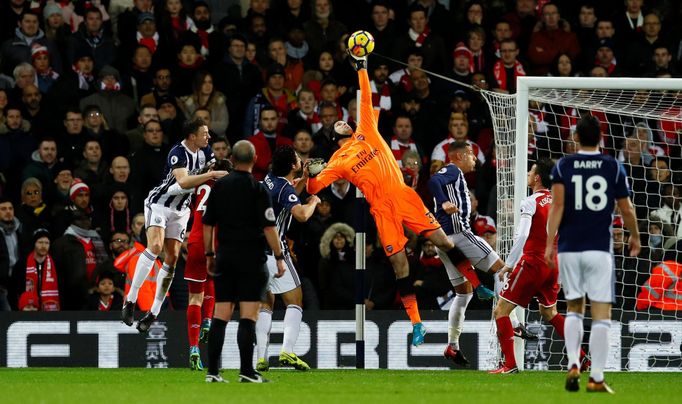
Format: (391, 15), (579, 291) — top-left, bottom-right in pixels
(571, 175), (607, 211)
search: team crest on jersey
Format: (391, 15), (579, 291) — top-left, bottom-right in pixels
(386, 245), (393, 253)
(438, 167), (447, 174)
(265, 207), (275, 221)
(357, 135), (365, 140)
(288, 194), (298, 203)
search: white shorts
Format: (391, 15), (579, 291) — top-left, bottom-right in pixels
(266, 253), (301, 294)
(438, 231), (500, 286)
(144, 203), (191, 242)
(558, 250), (615, 303)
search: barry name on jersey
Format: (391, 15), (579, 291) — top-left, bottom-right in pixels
(573, 160), (602, 169)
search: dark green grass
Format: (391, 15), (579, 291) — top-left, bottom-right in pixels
(1, 368), (677, 404)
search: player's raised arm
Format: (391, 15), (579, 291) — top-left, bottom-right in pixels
(306, 160), (341, 195)
(173, 167), (226, 190)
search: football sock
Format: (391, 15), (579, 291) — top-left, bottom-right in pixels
(282, 305), (303, 354)
(150, 263), (174, 316)
(448, 292), (473, 349)
(564, 312), (584, 370)
(495, 316), (516, 368)
(589, 320), (610, 383)
(549, 313), (587, 360)
(126, 248), (157, 303)
(202, 277), (215, 320)
(207, 318), (227, 375)
(457, 263), (481, 289)
(396, 277), (421, 325)
(187, 304), (201, 347)
(238, 319), (257, 376)
(255, 309), (272, 360)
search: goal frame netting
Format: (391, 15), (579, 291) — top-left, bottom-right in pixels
(482, 76), (682, 372)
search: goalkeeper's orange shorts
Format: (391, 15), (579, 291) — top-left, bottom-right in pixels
(370, 186), (440, 256)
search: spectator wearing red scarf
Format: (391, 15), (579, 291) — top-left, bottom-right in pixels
(24, 228), (60, 311)
(492, 39), (526, 94)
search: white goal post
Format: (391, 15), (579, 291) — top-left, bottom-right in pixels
(481, 76), (682, 371)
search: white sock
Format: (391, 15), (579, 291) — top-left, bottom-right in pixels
(447, 293), (472, 350)
(256, 309), (272, 360)
(564, 312), (584, 370)
(282, 305), (303, 354)
(126, 248), (157, 303)
(509, 309), (519, 329)
(150, 263), (174, 316)
(589, 320), (610, 382)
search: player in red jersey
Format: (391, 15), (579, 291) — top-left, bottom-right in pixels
(184, 159), (232, 370)
(490, 158), (587, 374)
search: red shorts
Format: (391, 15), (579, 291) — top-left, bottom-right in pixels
(184, 242), (207, 283)
(371, 186), (440, 256)
(500, 255), (559, 308)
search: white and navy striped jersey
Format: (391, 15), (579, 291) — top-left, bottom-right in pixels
(145, 141), (214, 211)
(428, 164), (472, 235)
(263, 173), (300, 249)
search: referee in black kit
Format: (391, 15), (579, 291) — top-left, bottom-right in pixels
(202, 140), (286, 384)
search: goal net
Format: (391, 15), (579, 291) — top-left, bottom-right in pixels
(481, 77), (682, 371)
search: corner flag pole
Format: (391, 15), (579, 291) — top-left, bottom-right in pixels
(354, 90), (366, 369)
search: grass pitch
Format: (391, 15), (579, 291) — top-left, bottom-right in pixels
(1, 368), (676, 404)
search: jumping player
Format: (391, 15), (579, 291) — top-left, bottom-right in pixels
(122, 118), (227, 333)
(428, 141), (504, 366)
(490, 158), (587, 374)
(545, 116), (640, 393)
(306, 51), (476, 346)
(256, 145), (320, 372)
(183, 158), (232, 371)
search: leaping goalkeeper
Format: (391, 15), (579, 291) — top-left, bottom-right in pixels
(306, 47), (477, 347)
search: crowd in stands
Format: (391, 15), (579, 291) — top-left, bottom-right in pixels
(0, 0), (681, 313)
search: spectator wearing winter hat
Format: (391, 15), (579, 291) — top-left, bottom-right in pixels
(31, 43), (59, 94)
(42, 3), (70, 65)
(24, 228), (60, 311)
(93, 185), (131, 243)
(243, 63), (297, 138)
(594, 38), (621, 77)
(50, 178), (94, 236)
(79, 65), (136, 133)
(447, 42), (474, 90)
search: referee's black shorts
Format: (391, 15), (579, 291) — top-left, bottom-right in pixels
(213, 248), (269, 302)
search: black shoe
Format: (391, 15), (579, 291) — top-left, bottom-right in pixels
(121, 301), (135, 326)
(443, 345), (470, 366)
(514, 324), (538, 341)
(136, 311), (156, 334)
(346, 50), (367, 71)
(239, 372), (270, 383)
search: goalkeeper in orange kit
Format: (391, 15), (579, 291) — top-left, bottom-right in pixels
(306, 51), (483, 347)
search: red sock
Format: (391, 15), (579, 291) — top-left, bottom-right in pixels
(496, 316), (516, 368)
(400, 294), (422, 325)
(202, 277), (215, 320)
(187, 304), (201, 347)
(457, 261), (481, 289)
(549, 313), (587, 360)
